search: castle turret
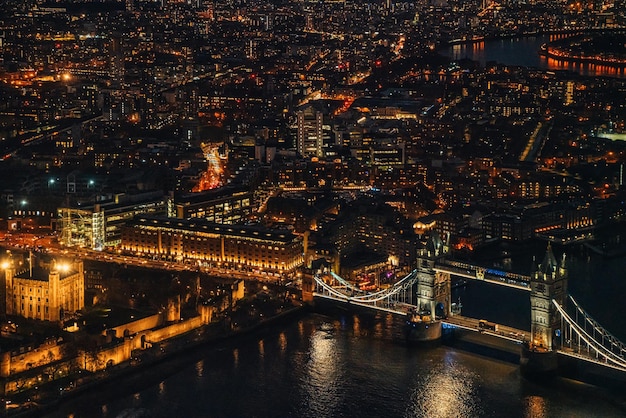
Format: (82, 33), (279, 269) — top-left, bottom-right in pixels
(2, 258), (15, 316)
(49, 265), (61, 321)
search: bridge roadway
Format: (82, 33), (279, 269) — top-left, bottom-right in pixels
(443, 315), (529, 344)
(319, 292), (626, 371)
(557, 346), (626, 372)
(315, 290), (529, 344)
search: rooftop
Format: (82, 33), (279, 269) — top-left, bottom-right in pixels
(133, 216), (298, 243)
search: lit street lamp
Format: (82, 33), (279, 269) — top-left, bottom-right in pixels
(19, 199), (28, 216)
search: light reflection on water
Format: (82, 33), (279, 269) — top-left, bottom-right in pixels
(525, 395), (547, 418)
(352, 314), (361, 336)
(48, 313), (626, 418)
(299, 322), (345, 417)
(232, 347), (239, 368)
(406, 360), (482, 418)
(131, 392), (140, 408)
(195, 359), (203, 378)
(444, 37), (626, 78)
(258, 339), (265, 359)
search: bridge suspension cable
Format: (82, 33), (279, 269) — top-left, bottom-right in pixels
(568, 295), (626, 357)
(553, 299), (626, 370)
(333, 270), (417, 301)
(314, 270), (418, 304)
(329, 272), (367, 294)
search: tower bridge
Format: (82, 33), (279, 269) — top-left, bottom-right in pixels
(311, 237), (626, 378)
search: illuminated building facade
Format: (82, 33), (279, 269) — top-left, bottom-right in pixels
(58, 191), (167, 249)
(296, 106), (324, 158)
(121, 216), (304, 274)
(167, 186), (253, 224)
(370, 143), (406, 167)
(3, 258), (85, 322)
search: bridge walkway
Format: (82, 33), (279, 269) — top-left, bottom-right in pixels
(443, 315), (529, 344)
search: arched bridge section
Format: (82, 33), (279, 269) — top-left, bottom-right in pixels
(313, 270), (418, 315)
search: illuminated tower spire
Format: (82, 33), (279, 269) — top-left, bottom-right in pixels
(529, 242), (568, 351)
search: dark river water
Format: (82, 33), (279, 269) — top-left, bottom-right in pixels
(46, 244), (626, 418)
(442, 35), (626, 78)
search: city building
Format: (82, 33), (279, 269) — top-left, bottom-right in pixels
(121, 216), (304, 275)
(167, 186), (254, 224)
(311, 197), (418, 270)
(57, 191), (167, 249)
(296, 105), (324, 158)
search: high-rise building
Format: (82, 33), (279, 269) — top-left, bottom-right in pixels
(246, 39), (258, 60)
(564, 81), (574, 106)
(297, 106), (324, 158)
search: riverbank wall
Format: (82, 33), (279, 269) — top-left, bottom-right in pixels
(6, 304), (309, 418)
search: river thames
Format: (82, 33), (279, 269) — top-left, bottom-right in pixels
(46, 241), (626, 418)
(442, 35), (626, 78)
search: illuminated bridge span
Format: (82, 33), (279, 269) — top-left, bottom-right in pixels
(313, 271), (626, 371)
(313, 270), (418, 315)
(435, 259), (531, 290)
(312, 240), (626, 377)
(314, 270), (529, 342)
(554, 295), (626, 372)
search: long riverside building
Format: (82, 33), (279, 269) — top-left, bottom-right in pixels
(121, 216), (304, 275)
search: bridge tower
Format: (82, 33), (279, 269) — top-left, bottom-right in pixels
(416, 233), (451, 320)
(522, 243), (568, 376)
